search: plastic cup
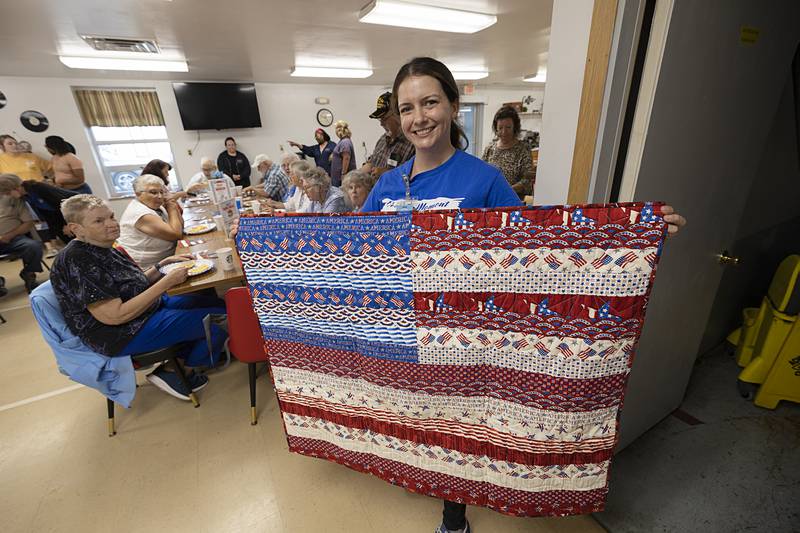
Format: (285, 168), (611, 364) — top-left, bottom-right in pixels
(212, 215), (225, 233)
(217, 247), (234, 271)
(235, 185), (243, 197)
(251, 201), (261, 215)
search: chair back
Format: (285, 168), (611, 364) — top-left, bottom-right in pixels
(225, 287), (268, 363)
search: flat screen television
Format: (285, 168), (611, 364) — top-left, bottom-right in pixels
(172, 82), (262, 130)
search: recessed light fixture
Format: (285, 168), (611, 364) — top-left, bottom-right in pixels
(523, 72), (547, 83)
(452, 70), (489, 81)
(291, 66), (373, 78)
(59, 56), (188, 72)
(359, 0), (497, 34)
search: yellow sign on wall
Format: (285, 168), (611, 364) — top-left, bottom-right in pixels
(740, 26), (760, 45)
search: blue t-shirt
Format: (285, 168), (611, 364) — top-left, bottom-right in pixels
(361, 149), (522, 212)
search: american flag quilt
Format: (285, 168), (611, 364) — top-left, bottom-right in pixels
(237, 202), (668, 517)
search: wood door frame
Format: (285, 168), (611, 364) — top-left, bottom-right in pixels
(567, 0), (620, 204)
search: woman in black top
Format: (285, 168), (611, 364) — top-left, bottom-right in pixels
(288, 129), (336, 176)
(217, 137), (251, 187)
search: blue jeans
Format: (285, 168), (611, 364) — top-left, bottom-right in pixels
(0, 235), (43, 274)
(120, 293), (227, 367)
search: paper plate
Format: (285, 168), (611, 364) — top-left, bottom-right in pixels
(184, 223), (216, 235)
(159, 259), (214, 277)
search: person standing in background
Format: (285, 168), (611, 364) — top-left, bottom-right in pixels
(288, 129), (336, 176)
(0, 135), (51, 182)
(46, 135), (92, 194)
(330, 120), (356, 187)
(361, 92), (415, 180)
(217, 137), (251, 188)
(481, 106), (534, 201)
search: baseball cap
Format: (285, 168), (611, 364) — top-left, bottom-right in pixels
(369, 91), (392, 119)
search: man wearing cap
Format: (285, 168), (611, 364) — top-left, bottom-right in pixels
(361, 91), (415, 180)
(247, 154), (290, 202)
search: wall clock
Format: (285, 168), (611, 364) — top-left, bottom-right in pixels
(316, 108), (334, 127)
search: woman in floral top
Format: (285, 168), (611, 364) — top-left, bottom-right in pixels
(481, 106), (534, 200)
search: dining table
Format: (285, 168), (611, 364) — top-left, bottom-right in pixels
(166, 196), (246, 296)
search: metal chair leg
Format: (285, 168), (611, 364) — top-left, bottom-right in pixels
(249, 362), (257, 425)
(172, 358), (199, 408)
(107, 398), (116, 437)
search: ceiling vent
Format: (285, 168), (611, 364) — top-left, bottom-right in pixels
(80, 35), (160, 54)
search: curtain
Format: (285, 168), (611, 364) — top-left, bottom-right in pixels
(73, 89), (165, 127)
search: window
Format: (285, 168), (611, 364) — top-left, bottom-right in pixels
(458, 103), (484, 156)
(73, 88), (181, 198)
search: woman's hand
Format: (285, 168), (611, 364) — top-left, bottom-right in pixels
(228, 220), (239, 239)
(662, 205), (686, 237)
(162, 264), (191, 287)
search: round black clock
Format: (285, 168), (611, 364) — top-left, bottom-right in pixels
(316, 108), (334, 127)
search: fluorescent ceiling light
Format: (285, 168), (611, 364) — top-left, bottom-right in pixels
(59, 56), (188, 72)
(291, 66), (373, 78)
(359, 0), (497, 34)
(523, 72), (547, 83)
(452, 70), (489, 80)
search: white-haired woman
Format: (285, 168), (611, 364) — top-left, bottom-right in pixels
(50, 194), (228, 400)
(300, 167), (346, 214)
(330, 120), (356, 187)
(117, 175), (183, 269)
(185, 157), (235, 194)
(341, 169), (376, 211)
(261, 160), (312, 213)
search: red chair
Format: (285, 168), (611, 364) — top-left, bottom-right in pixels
(225, 287), (269, 425)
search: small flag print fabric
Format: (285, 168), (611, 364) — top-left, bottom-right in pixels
(237, 202), (668, 517)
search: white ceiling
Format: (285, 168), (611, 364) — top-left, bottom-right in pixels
(0, 0), (552, 87)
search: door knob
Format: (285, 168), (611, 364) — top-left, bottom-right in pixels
(717, 250), (740, 266)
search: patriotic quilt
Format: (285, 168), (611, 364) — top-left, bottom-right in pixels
(237, 202), (668, 517)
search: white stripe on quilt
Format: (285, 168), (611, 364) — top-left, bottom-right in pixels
(416, 342), (631, 379)
(272, 366), (619, 442)
(247, 269), (413, 291)
(255, 300), (415, 328)
(239, 251), (412, 274)
(418, 327), (632, 359)
(411, 269), (651, 296)
(411, 247), (658, 274)
(284, 415), (610, 492)
(259, 315), (416, 345)
(280, 392), (616, 455)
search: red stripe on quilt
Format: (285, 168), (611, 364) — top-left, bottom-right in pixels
(268, 340), (627, 402)
(287, 435), (609, 517)
(414, 292), (648, 320)
(279, 400), (614, 466)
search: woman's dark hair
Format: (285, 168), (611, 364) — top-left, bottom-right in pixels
(141, 159), (172, 185)
(224, 136), (236, 146)
(492, 106), (521, 137)
(390, 57), (468, 151)
(45, 135), (73, 155)
(316, 129), (331, 143)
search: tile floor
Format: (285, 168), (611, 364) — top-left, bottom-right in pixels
(0, 258), (605, 533)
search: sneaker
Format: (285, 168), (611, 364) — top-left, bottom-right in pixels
(435, 522), (471, 533)
(146, 367), (191, 400)
(188, 370), (209, 392)
(19, 271), (38, 294)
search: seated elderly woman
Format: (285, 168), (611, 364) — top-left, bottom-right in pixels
(259, 160), (312, 213)
(117, 174), (183, 269)
(50, 194), (227, 400)
(299, 167), (346, 214)
(341, 169), (376, 211)
(185, 157), (236, 194)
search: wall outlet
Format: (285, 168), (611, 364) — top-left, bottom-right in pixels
(187, 149), (193, 156)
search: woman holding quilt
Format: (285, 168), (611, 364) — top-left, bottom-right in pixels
(361, 57), (686, 533)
